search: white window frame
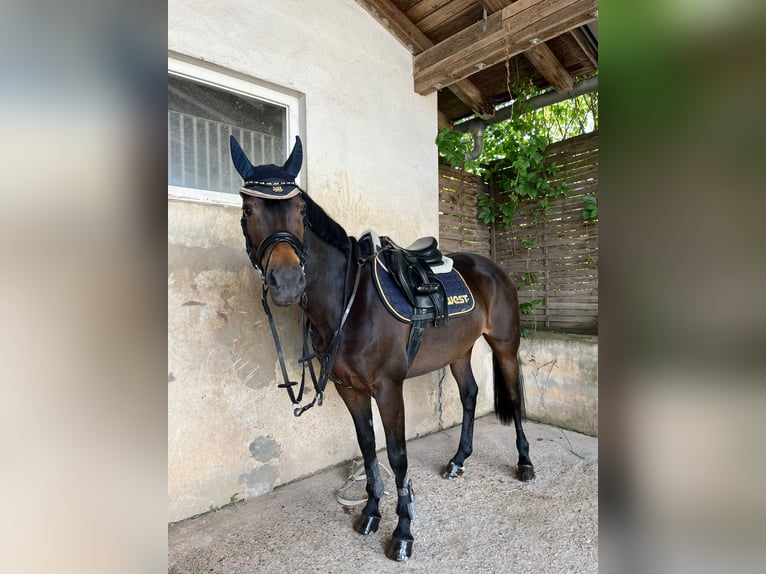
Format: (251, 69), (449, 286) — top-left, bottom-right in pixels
(168, 54), (304, 206)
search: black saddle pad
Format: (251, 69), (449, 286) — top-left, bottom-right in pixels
(372, 257), (474, 323)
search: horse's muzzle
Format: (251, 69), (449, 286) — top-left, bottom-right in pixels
(267, 265), (306, 306)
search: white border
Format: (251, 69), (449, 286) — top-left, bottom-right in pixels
(168, 54), (304, 206)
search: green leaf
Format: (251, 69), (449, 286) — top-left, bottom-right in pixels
(520, 272), (537, 285)
(583, 204), (598, 220)
(519, 298), (545, 315)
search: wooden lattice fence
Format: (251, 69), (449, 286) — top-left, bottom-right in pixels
(438, 165), (491, 258)
(438, 131), (598, 333)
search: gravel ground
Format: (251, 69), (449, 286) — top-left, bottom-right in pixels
(168, 415), (598, 573)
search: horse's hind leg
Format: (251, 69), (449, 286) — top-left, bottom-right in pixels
(443, 351), (478, 479)
(336, 385), (384, 535)
(484, 337), (535, 481)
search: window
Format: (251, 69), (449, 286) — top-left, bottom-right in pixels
(168, 56), (303, 205)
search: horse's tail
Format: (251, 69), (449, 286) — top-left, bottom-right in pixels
(492, 353), (525, 425)
(492, 354), (513, 425)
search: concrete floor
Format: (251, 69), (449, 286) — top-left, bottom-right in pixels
(168, 415), (598, 573)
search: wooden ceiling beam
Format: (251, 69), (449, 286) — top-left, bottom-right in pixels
(355, 0), (433, 53)
(438, 110), (452, 130)
(355, 0), (495, 119)
(406, 0), (451, 23)
(415, 0), (476, 34)
(524, 42), (573, 92)
(446, 80), (495, 118)
(478, 0), (511, 12)
(569, 27), (598, 67)
(414, 0), (598, 94)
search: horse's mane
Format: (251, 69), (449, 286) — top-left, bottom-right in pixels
(303, 192), (351, 255)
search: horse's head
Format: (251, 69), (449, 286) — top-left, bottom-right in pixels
(231, 135), (307, 307)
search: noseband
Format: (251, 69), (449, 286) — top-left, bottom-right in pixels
(242, 215), (306, 281)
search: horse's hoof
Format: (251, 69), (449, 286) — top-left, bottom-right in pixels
(518, 464), (535, 482)
(442, 461), (464, 480)
(385, 537), (413, 562)
(353, 513), (380, 536)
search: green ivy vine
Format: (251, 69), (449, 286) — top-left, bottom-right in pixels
(436, 76), (598, 334)
(436, 77), (597, 228)
(582, 194), (598, 220)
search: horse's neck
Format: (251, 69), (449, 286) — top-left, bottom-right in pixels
(303, 228), (349, 343)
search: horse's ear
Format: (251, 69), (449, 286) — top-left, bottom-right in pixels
(282, 136), (303, 178)
(230, 135), (255, 181)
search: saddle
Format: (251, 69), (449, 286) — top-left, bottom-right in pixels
(379, 237), (448, 321)
(366, 233), (450, 371)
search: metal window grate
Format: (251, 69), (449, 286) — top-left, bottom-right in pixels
(167, 110), (281, 194)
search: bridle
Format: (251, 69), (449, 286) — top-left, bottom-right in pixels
(241, 197), (366, 416)
(241, 210), (306, 278)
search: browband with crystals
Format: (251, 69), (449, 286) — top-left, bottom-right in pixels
(239, 185), (302, 199)
(244, 180), (296, 187)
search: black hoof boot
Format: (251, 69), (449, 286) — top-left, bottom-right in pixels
(385, 537), (413, 562)
(442, 461), (465, 480)
(353, 513), (380, 535)
(517, 464), (535, 482)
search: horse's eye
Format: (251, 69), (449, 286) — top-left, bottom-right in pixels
(243, 206), (253, 217)
(299, 204), (307, 217)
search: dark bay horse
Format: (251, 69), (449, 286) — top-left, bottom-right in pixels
(231, 135), (534, 562)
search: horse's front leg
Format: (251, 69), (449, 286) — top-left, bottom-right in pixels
(335, 384), (384, 535)
(376, 380), (415, 562)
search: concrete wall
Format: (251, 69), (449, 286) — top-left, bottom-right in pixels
(519, 332), (598, 436)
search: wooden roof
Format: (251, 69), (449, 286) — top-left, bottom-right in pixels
(355, 0), (598, 128)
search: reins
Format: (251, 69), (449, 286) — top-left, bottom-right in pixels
(251, 218), (367, 417)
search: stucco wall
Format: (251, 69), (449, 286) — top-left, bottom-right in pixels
(168, 0), (438, 238)
(168, 0), (453, 523)
(520, 332), (598, 436)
